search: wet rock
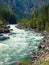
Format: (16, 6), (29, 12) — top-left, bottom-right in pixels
(3, 29), (10, 33)
(0, 34), (10, 40)
(38, 45), (45, 49)
(43, 39), (46, 42)
(45, 47), (49, 51)
(1, 25), (10, 33)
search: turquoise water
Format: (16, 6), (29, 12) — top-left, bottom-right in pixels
(0, 25), (44, 65)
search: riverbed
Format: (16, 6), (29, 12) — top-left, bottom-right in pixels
(0, 25), (44, 65)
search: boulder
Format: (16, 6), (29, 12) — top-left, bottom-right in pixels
(0, 34), (9, 40)
(45, 47), (49, 51)
(1, 25), (10, 33)
(38, 44), (45, 49)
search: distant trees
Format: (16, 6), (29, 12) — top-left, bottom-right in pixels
(0, 8), (17, 24)
(38, 5), (49, 31)
(18, 18), (30, 28)
(18, 4), (49, 31)
(0, 19), (3, 25)
(0, 8), (17, 33)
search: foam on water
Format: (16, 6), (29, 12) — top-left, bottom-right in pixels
(0, 25), (44, 65)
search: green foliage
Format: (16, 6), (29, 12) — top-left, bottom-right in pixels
(0, 27), (3, 33)
(0, 8), (17, 24)
(18, 4), (49, 31)
(0, 19), (3, 25)
(18, 18), (30, 28)
(0, 19), (3, 33)
(0, 8), (17, 33)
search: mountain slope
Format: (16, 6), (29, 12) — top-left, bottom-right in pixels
(0, 0), (49, 20)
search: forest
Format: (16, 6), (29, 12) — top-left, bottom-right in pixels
(0, 8), (17, 33)
(18, 4), (49, 31)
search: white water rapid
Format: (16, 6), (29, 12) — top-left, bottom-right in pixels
(0, 25), (44, 65)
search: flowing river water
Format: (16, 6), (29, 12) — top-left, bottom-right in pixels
(0, 25), (44, 65)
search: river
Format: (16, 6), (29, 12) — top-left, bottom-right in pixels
(0, 25), (44, 65)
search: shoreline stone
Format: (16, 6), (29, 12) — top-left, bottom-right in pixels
(0, 25), (10, 33)
(30, 31), (49, 64)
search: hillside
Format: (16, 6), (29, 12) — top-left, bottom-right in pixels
(18, 4), (49, 31)
(0, 0), (49, 20)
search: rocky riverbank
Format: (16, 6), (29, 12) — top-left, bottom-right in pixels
(0, 25), (10, 33)
(15, 25), (49, 65)
(0, 24), (48, 65)
(29, 31), (49, 65)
